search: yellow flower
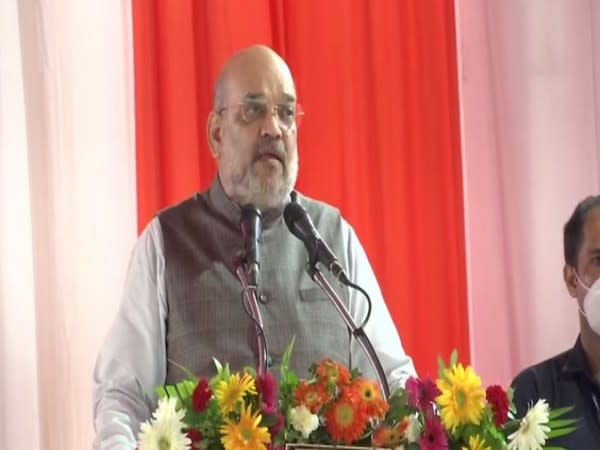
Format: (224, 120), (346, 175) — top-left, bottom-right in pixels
(436, 363), (486, 431)
(462, 434), (491, 450)
(220, 403), (270, 450)
(214, 372), (256, 414)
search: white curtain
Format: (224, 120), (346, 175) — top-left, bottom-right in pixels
(0, 1), (137, 449)
(456, 0), (600, 385)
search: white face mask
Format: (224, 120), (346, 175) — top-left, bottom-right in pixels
(574, 271), (600, 334)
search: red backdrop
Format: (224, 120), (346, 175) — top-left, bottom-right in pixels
(132, 0), (469, 376)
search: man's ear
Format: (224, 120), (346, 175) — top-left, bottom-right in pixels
(207, 111), (222, 159)
(564, 264), (578, 298)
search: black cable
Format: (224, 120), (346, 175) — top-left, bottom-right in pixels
(240, 289), (270, 370)
(344, 279), (372, 331)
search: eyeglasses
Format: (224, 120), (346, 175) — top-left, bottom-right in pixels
(218, 100), (304, 131)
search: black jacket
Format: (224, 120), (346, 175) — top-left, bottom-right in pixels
(511, 336), (600, 449)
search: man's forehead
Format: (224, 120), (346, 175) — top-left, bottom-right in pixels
(226, 71), (295, 98)
(222, 58), (295, 98)
(581, 207), (600, 249)
(243, 92), (296, 102)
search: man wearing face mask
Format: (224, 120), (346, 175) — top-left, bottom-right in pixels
(511, 196), (600, 446)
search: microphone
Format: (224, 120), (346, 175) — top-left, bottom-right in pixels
(283, 201), (350, 285)
(240, 204), (263, 288)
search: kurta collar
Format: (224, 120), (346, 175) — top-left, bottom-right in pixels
(207, 176), (289, 228)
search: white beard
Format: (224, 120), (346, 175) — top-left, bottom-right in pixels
(225, 153), (298, 211)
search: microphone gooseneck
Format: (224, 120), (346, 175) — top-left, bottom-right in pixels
(236, 203), (268, 376)
(283, 198), (388, 398)
(283, 201), (350, 285)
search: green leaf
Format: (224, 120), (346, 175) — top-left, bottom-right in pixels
(507, 386), (514, 402)
(548, 405), (574, 419)
(350, 367), (363, 379)
(183, 379), (197, 397)
(450, 348), (458, 367)
(167, 358), (199, 381)
(165, 385), (178, 399)
(281, 336), (296, 374)
(500, 418), (521, 436)
(155, 385), (168, 399)
(546, 426), (578, 439)
(438, 356), (446, 378)
(281, 371), (299, 389)
(213, 358), (223, 374)
(260, 414), (278, 427)
(384, 389), (410, 425)
(547, 418), (578, 429)
(244, 365), (257, 378)
(485, 425), (507, 450)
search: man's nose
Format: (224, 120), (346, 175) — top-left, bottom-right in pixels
(260, 106), (283, 138)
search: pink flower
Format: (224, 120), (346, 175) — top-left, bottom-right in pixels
(406, 376), (441, 413)
(420, 417), (448, 450)
(192, 378), (212, 412)
(261, 400), (286, 434)
(257, 371), (278, 409)
(269, 411), (285, 436)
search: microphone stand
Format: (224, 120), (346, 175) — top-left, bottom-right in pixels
(235, 262), (268, 377)
(306, 263), (390, 399)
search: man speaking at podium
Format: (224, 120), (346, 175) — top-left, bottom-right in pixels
(93, 45), (416, 449)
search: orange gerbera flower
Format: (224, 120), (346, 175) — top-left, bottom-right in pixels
(387, 418), (409, 446)
(315, 359), (351, 387)
(347, 379), (388, 419)
(394, 417), (409, 436)
(371, 418), (409, 447)
(324, 397), (369, 444)
(372, 425), (392, 447)
(294, 380), (329, 413)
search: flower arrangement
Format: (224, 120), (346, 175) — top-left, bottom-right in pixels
(137, 346), (576, 450)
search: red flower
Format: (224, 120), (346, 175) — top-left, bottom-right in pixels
(486, 385), (509, 427)
(324, 397), (369, 444)
(191, 378), (212, 412)
(187, 428), (203, 449)
(257, 371), (279, 410)
(420, 416), (448, 450)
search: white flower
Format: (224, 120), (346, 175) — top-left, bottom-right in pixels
(138, 397), (191, 450)
(289, 405), (319, 438)
(405, 414), (421, 443)
(507, 399), (551, 450)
